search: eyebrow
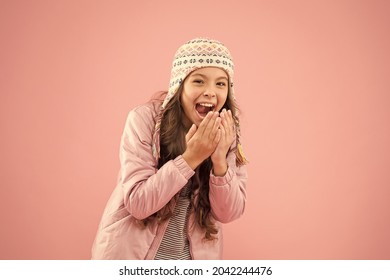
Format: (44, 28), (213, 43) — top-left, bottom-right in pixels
(190, 73), (228, 80)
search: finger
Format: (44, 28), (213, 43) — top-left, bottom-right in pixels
(213, 127), (222, 145)
(218, 121), (226, 142)
(226, 110), (235, 134)
(221, 109), (233, 137)
(208, 116), (221, 142)
(197, 111), (214, 135)
(225, 109), (233, 125)
(219, 112), (227, 137)
(185, 124), (197, 143)
(202, 111), (219, 138)
(227, 110), (237, 143)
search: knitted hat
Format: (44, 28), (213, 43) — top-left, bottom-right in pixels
(153, 38), (247, 165)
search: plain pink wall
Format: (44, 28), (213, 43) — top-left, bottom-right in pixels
(1, 0), (389, 259)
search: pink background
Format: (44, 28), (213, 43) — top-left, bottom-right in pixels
(1, 0), (389, 259)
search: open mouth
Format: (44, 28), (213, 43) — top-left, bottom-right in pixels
(195, 103), (215, 118)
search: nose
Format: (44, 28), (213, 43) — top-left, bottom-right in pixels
(203, 87), (216, 98)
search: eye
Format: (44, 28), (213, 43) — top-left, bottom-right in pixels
(216, 82), (226, 87)
(193, 79), (204, 84)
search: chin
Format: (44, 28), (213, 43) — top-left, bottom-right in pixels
(192, 119), (201, 127)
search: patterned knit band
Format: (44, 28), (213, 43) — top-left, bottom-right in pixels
(162, 38), (235, 109)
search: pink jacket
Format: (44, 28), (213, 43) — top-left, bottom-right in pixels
(91, 101), (248, 259)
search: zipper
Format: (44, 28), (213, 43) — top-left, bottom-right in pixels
(145, 218), (170, 259)
(145, 194), (179, 260)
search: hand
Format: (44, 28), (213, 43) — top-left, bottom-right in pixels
(182, 111), (222, 170)
(211, 109), (236, 176)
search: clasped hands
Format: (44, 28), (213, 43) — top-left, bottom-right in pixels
(182, 109), (235, 176)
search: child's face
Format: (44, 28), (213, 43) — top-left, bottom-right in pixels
(181, 67), (229, 127)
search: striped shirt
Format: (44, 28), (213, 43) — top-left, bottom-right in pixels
(154, 183), (192, 260)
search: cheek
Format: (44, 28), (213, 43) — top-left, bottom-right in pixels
(181, 94), (193, 111)
(181, 86), (197, 104)
(216, 92), (229, 110)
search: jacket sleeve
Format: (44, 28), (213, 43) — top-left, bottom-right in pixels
(119, 105), (195, 220)
(209, 146), (248, 223)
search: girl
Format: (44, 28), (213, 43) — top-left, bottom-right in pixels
(92, 38), (248, 260)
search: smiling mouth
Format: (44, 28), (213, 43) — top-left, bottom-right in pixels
(195, 103), (215, 117)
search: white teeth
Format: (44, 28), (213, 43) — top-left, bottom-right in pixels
(199, 103), (214, 107)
